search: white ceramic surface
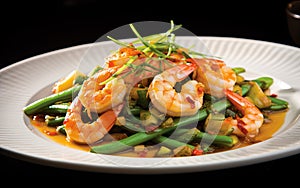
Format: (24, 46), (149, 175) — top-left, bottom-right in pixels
(1, 36), (300, 174)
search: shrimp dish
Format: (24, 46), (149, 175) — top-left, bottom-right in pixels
(23, 21), (289, 158)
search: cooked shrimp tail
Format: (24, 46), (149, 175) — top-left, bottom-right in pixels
(223, 89), (264, 139)
(63, 97), (123, 144)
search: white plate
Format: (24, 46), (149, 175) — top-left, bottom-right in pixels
(1, 36), (300, 174)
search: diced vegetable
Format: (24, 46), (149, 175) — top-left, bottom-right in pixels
(204, 113), (233, 135)
(155, 146), (172, 157)
(173, 145), (194, 157)
(246, 82), (272, 109)
(161, 117), (174, 128)
(52, 70), (86, 93)
(134, 145), (146, 152)
(115, 116), (126, 126)
(233, 85), (243, 96)
(140, 110), (159, 126)
(236, 75), (245, 84)
(130, 87), (147, 100)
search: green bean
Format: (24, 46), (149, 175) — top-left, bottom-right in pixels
(268, 96), (289, 105)
(90, 109), (208, 154)
(152, 135), (195, 149)
(91, 97), (234, 154)
(241, 83), (252, 96)
(46, 116), (65, 127)
(268, 104), (288, 111)
(37, 103), (70, 115)
(253, 77), (273, 90)
(172, 128), (235, 147)
(266, 96), (289, 111)
(130, 106), (142, 116)
(194, 132), (235, 147)
(23, 85), (81, 116)
(232, 67), (246, 74)
(165, 128), (198, 143)
(210, 99), (231, 113)
(136, 89), (149, 109)
(90, 127), (171, 154)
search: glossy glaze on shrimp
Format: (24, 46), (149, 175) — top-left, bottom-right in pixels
(148, 63), (205, 117)
(63, 97), (123, 144)
(78, 66), (127, 116)
(193, 58), (236, 98)
(105, 47), (142, 68)
(105, 47), (186, 86)
(105, 47), (186, 68)
(223, 89), (264, 139)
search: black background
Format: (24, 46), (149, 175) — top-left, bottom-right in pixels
(1, 0), (299, 182)
(1, 0), (299, 69)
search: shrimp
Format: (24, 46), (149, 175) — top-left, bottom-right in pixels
(105, 47), (187, 86)
(78, 66), (127, 117)
(63, 97), (123, 144)
(193, 58), (236, 98)
(119, 57), (186, 87)
(105, 47), (142, 68)
(223, 89), (264, 139)
(148, 63), (205, 117)
(105, 46), (186, 68)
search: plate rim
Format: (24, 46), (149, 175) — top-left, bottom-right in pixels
(2, 36), (300, 72)
(1, 36), (300, 174)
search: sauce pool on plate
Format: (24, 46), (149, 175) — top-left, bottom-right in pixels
(30, 111), (287, 157)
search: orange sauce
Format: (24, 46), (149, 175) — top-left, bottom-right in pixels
(230, 111), (287, 149)
(30, 111), (287, 157)
(31, 120), (90, 152)
(254, 112), (286, 141)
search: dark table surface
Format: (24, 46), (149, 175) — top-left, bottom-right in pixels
(1, 0), (299, 181)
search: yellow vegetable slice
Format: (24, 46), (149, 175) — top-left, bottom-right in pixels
(52, 70), (86, 93)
